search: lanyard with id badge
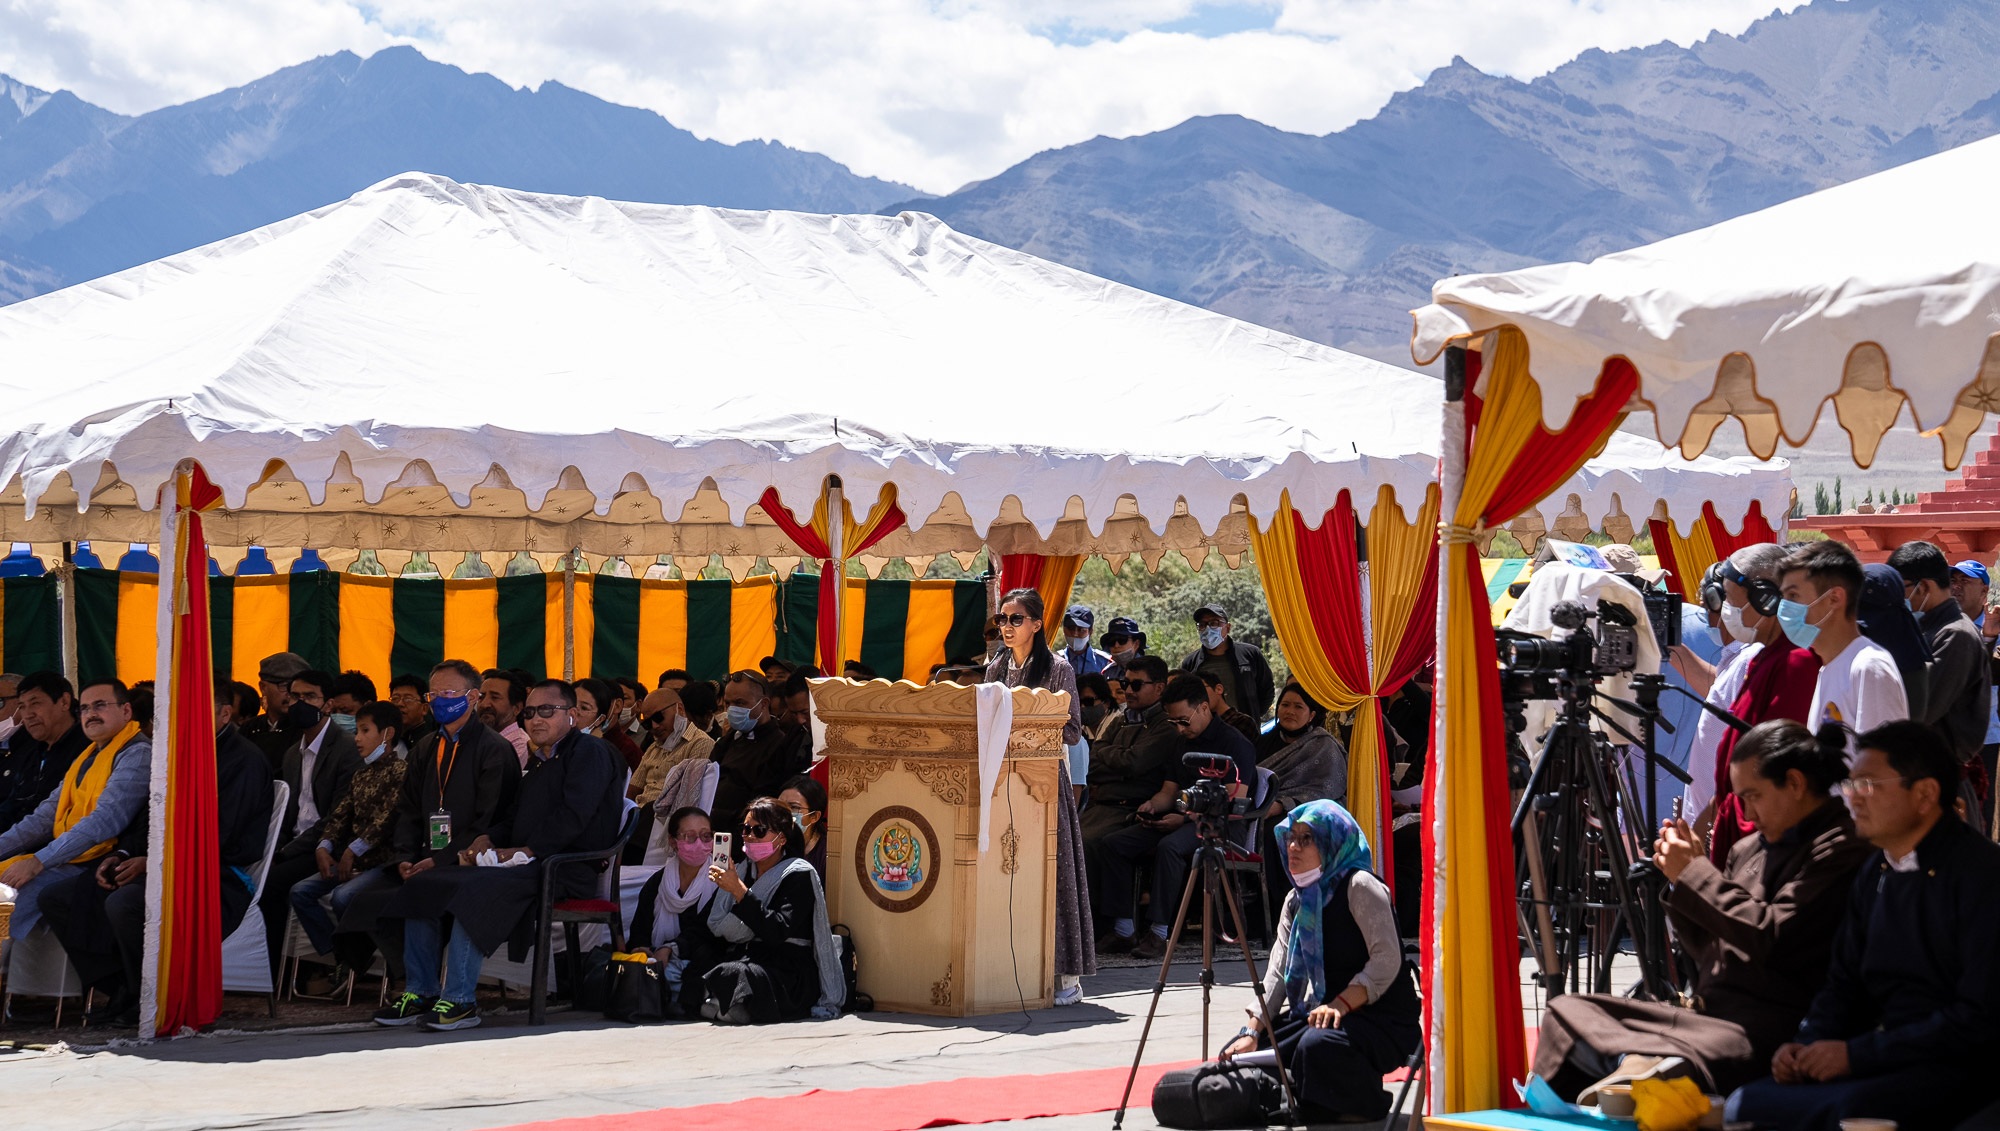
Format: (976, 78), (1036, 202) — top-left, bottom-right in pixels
(431, 735), (461, 851)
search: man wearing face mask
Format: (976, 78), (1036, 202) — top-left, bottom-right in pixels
(1060, 606), (1114, 678)
(629, 686), (715, 807)
(1099, 616), (1147, 684)
(707, 671), (811, 843)
(1887, 542), (1991, 763)
(1779, 541), (1908, 745)
(1686, 544), (1824, 862)
(1179, 603), (1275, 721)
(261, 668), (362, 981)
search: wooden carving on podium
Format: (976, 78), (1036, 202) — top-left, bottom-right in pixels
(815, 677), (1069, 1016)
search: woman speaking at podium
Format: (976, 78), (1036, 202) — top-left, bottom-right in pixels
(1221, 800), (1419, 1122)
(986, 587), (1097, 1005)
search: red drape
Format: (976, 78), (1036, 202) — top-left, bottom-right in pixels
(758, 486), (905, 671)
(1648, 500), (1780, 601)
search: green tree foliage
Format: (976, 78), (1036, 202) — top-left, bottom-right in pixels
(1068, 550), (1290, 689)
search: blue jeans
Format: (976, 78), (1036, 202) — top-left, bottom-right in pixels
(402, 917), (486, 1004)
(289, 865), (395, 956)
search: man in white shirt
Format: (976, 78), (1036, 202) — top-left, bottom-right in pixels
(1779, 541), (1908, 744)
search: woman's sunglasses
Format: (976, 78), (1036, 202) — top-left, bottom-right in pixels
(742, 823), (773, 838)
(992, 612), (1030, 628)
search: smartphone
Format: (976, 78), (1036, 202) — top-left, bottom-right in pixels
(711, 831), (733, 869)
(1672, 797), (1685, 822)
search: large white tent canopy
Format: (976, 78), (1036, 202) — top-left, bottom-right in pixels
(0, 172), (1788, 565)
(1413, 133), (2000, 470)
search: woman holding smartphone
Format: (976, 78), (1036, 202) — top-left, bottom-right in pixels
(700, 797), (845, 1023)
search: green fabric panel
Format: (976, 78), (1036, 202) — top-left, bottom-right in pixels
(495, 575), (548, 680)
(775, 576), (819, 669)
(944, 579), (989, 666)
(591, 574), (640, 681)
(288, 571), (342, 672)
(2, 575), (61, 675)
(685, 580), (733, 681)
(858, 579), (910, 681)
(390, 577), (444, 680)
(74, 568), (120, 684)
(207, 575), (234, 681)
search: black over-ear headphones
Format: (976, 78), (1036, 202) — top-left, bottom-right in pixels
(1698, 561), (1728, 616)
(1723, 562), (1782, 617)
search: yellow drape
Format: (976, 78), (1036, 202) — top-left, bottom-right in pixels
(0, 719), (140, 873)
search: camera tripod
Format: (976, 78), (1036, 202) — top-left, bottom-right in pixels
(1113, 815), (1300, 1129)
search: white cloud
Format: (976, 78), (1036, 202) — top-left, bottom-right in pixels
(0, 0), (1811, 193)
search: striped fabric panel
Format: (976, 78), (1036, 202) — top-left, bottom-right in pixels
(0, 575), (60, 675)
(114, 572), (158, 685)
(229, 576), (292, 688)
(728, 576), (778, 675)
(494, 574), (552, 680)
(635, 578), (689, 682)
(289, 572), (341, 674)
(855, 578), (907, 679)
(339, 576), (399, 691)
(775, 575), (820, 669)
(683, 579), (733, 680)
(840, 578), (870, 674)
(899, 580), (960, 683)
(770, 576), (987, 682)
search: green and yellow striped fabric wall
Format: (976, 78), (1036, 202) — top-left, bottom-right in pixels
(582, 574), (780, 684)
(0, 575), (61, 676)
(334, 574), (562, 692)
(777, 576), (988, 681)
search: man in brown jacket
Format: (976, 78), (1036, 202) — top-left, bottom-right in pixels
(1533, 719), (1871, 1099)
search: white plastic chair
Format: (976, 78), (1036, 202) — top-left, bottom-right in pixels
(220, 781), (288, 1015)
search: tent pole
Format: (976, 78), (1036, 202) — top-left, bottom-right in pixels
(59, 541), (77, 683)
(138, 465), (187, 1040)
(827, 477), (846, 674)
(562, 548), (579, 681)
(1428, 345), (1469, 1114)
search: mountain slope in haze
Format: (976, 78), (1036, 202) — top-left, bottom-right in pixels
(0, 47), (914, 298)
(897, 0), (2000, 364)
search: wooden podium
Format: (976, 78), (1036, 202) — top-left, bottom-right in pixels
(814, 678), (1068, 1016)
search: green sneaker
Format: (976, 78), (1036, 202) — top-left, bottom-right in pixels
(372, 991), (436, 1027)
(424, 998), (481, 1032)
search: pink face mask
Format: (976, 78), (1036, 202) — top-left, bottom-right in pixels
(743, 839), (779, 861)
(677, 840), (710, 867)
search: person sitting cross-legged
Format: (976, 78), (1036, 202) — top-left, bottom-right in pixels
(699, 797), (844, 1024)
(629, 805), (724, 1018)
(374, 678), (623, 1032)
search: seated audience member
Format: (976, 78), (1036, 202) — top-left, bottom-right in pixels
(1076, 673), (1119, 744)
(629, 687), (714, 806)
(0, 679), (150, 960)
(375, 678), (622, 1031)
(758, 657), (793, 687)
(388, 673), (435, 757)
(630, 805), (723, 1017)
(41, 681), (272, 1025)
(241, 651), (309, 768)
(327, 671), (377, 731)
(1099, 616), (1147, 683)
(1196, 669), (1261, 744)
(1096, 673), (1258, 959)
(680, 679), (722, 738)
(0, 672), (88, 836)
(1779, 540), (1907, 740)
(1857, 563), (1932, 723)
(478, 668), (531, 766)
(700, 797), (844, 1024)
(289, 701), (407, 997)
(707, 671), (811, 837)
(1535, 720), (1869, 1099)
(260, 668), (362, 982)
(779, 774), (828, 877)
(1255, 682), (1347, 900)
(656, 669), (692, 693)
(1888, 540), (1992, 830)
(1730, 720), (2000, 1131)
(0, 671), (17, 748)
(1081, 656), (1182, 945)
(841, 660), (878, 682)
(574, 676), (641, 771)
(775, 673), (813, 731)
(1219, 801), (1419, 1123)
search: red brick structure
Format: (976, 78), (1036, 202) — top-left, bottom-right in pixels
(1795, 430), (2000, 564)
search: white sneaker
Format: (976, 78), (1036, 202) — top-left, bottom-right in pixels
(1054, 975), (1083, 1006)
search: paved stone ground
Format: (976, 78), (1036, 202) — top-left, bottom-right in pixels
(0, 959), (1421, 1131)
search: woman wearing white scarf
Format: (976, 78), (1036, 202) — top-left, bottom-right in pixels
(702, 796), (846, 1023)
(629, 805), (724, 1018)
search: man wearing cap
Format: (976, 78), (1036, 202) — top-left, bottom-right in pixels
(1950, 558), (2000, 828)
(1099, 616), (1147, 683)
(241, 651), (310, 769)
(1059, 606), (1114, 678)
(1178, 603), (1275, 721)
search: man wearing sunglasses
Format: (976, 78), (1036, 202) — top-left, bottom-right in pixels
(1731, 719), (2000, 1130)
(1080, 656), (1186, 948)
(709, 671), (811, 842)
(629, 686), (714, 807)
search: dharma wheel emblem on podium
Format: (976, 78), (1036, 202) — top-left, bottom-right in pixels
(856, 805), (941, 913)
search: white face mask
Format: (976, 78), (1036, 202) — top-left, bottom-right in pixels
(1289, 866), (1323, 889)
(1066, 633), (1090, 651)
(1720, 601), (1756, 644)
(668, 713), (688, 740)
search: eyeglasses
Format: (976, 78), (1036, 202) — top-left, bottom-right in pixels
(1833, 776), (1909, 799)
(390, 694), (423, 705)
(294, 690), (325, 704)
(1284, 830), (1316, 847)
(1121, 679), (1153, 689)
(1079, 698), (1101, 709)
(741, 823), (772, 838)
(992, 612), (1030, 628)
(521, 704), (568, 719)
(1168, 715), (1197, 729)
(78, 699), (119, 714)
(674, 833), (711, 844)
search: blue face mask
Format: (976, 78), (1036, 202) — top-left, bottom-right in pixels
(1776, 595), (1824, 649)
(1198, 625), (1225, 650)
(330, 712), (357, 736)
(431, 693), (472, 726)
(726, 705), (758, 732)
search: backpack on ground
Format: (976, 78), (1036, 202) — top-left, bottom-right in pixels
(1150, 1062), (1281, 1130)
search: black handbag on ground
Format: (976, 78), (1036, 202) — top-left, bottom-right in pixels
(1150, 1062), (1281, 1130)
(603, 955), (666, 1023)
(572, 944), (615, 1011)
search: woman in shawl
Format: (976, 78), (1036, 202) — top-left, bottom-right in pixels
(700, 796), (845, 1023)
(1220, 800), (1419, 1122)
(984, 586), (1095, 1006)
(1253, 683), (1348, 906)
(629, 806), (723, 1018)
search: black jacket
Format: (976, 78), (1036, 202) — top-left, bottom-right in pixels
(1915, 598), (1992, 761)
(0, 720), (87, 834)
(217, 723), (277, 869)
(1179, 638), (1277, 720)
(1797, 816), (2000, 1076)
(709, 720), (811, 838)
(278, 721), (361, 859)
(391, 715), (520, 866)
(1087, 704), (1183, 805)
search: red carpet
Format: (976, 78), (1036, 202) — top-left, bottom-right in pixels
(485, 1061), (1202, 1131)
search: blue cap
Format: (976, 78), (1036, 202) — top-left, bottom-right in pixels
(1953, 559), (1992, 585)
(1063, 605), (1094, 631)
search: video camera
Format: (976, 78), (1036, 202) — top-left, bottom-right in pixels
(1174, 751), (1253, 823)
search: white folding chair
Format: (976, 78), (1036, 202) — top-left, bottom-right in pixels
(3, 921), (83, 1027)
(220, 781), (288, 1016)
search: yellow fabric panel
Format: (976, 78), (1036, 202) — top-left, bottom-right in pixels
(542, 575), (566, 681)
(230, 576), (292, 689)
(902, 580), (960, 681)
(115, 573), (159, 686)
(841, 576), (868, 670)
(1369, 484), (1441, 675)
(338, 575), (397, 692)
(443, 579), (500, 671)
(568, 574), (594, 680)
(636, 580), (689, 681)
(1036, 555), (1085, 628)
(728, 576), (779, 673)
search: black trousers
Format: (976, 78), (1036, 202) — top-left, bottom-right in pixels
(1085, 820), (1167, 923)
(260, 852), (323, 979)
(41, 867), (253, 1000)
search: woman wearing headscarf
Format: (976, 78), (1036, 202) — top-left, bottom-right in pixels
(701, 796), (845, 1023)
(985, 586), (1095, 1006)
(1220, 800), (1419, 1122)
(1857, 562), (1932, 723)
(629, 806), (723, 1017)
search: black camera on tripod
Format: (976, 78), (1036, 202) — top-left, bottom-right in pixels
(1173, 751), (1252, 824)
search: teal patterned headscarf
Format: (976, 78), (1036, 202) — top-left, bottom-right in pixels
(1272, 799), (1372, 1013)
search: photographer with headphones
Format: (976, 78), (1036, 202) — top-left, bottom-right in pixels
(1684, 544), (1824, 863)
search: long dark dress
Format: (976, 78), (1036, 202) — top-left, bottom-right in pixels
(986, 652), (1096, 979)
(630, 866), (724, 1014)
(1255, 873), (1420, 1121)
(704, 865), (822, 1023)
